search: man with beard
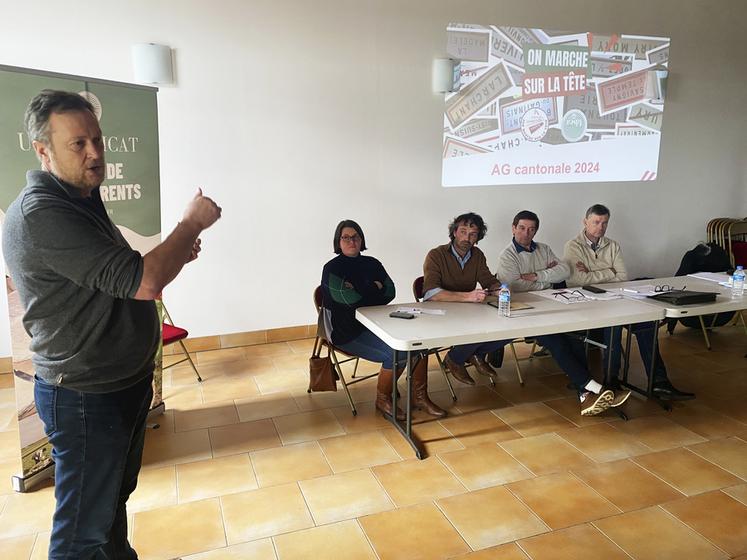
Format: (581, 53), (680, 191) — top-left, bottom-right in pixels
(422, 212), (506, 385)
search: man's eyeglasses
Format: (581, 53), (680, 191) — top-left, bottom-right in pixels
(552, 290), (588, 302)
(340, 235), (361, 243)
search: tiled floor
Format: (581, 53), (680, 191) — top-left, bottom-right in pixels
(1, 326), (747, 559)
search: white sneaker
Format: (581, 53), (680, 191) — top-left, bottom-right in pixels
(580, 389), (614, 416)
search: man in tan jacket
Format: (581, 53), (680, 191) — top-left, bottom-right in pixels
(564, 204), (694, 401)
(564, 204), (627, 286)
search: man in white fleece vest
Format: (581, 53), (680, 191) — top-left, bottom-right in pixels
(497, 210), (631, 416)
(564, 204), (695, 401)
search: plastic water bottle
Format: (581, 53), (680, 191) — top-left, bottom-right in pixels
(498, 284), (511, 317)
(732, 266), (745, 298)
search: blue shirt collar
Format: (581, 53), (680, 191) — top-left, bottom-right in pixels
(450, 243), (472, 269)
(512, 237), (537, 253)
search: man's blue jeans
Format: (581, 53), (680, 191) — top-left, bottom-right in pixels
(34, 373), (153, 559)
(536, 333), (593, 391)
(603, 323), (667, 382)
(447, 340), (509, 364)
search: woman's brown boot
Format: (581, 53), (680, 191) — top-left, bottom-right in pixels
(375, 367), (406, 421)
(412, 357), (447, 418)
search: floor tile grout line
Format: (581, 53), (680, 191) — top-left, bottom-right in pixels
(430, 497), (479, 554)
(269, 534), (280, 560)
(553, 423), (654, 462)
(585, 519), (637, 560)
(214, 491), (229, 552)
(497, 437), (543, 478)
(503, 482), (553, 534)
(628, 452), (702, 496)
(566, 469), (624, 515)
(433, 445), (482, 491)
(244, 450), (261, 492)
(722, 487), (747, 513)
(353, 517), (382, 560)
(295, 479), (321, 527)
(365, 466), (399, 512)
(635, 446), (743, 492)
(684, 438), (747, 483)
(656, 503), (732, 557)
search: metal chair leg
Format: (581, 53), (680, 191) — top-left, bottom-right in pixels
(435, 351), (457, 401)
(509, 342), (524, 386)
(698, 315), (712, 350)
(737, 310), (747, 336)
(330, 350), (357, 416)
(178, 339), (202, 382)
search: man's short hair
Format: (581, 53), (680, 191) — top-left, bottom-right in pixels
(512, 210), (540, 229)
(585, 204), (611, 218)
(24, 90), (95, 146)
(448, 212), (487, 242)
(333, 219), (367, 254)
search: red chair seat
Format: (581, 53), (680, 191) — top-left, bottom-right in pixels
(163, 323), (188, 345)
(733, 241), (747, 268)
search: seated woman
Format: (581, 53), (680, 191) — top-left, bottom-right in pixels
(321, 220), (446, 419)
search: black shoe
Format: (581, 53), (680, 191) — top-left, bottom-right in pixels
(652, 379), (695, 401)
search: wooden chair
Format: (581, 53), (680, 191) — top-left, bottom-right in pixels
(311, 286), (378, 416)
(161, 303), (202, 382)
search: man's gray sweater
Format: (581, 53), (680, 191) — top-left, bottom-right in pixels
(3, 170), (159, 392)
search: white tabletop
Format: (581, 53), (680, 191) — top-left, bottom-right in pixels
(606, 276), (747, 318)
(356, 291), (665, 351)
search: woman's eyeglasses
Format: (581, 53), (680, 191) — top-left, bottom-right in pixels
(340, 235), (361, 243)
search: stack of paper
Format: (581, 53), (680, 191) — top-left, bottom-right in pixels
(577, 289), (622, 301)
(395, 307), (446, 316)
(618, 286), (659, 298)
(687, 272), (731, 285)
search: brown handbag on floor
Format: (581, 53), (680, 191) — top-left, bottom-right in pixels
(308, 340), (338, 392)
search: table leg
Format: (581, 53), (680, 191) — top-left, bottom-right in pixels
(620, 322), (671, 411)
(622, 325), (632, 384)
(650, 322), (671, 411)
(605, 326), (628, 421)
(603, 326), (615, 386)
(390, 349), (423, 459)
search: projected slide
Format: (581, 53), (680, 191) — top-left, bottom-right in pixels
(442, 25), (670, 187)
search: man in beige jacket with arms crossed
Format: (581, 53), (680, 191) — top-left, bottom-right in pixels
(564, 204), (694, 401)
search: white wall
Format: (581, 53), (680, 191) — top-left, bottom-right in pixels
(0, 0), (745, 343)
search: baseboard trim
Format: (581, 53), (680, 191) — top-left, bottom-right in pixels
(163, 323), (317, 355)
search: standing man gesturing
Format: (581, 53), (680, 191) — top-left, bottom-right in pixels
(3, 90), (222, 559)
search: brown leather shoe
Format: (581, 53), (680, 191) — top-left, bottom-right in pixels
(467, 355), (497, 378)
(375, 367), (406, 421)
(444, 354), (475, 385)
(412, 357), (447, 418)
